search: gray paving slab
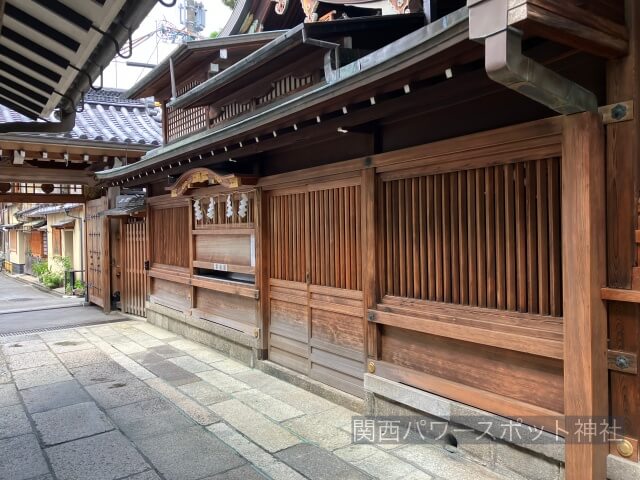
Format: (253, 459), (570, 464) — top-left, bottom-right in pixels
(7, 350), (60, 371)
(203, 464), (268, 479)
(145, 377), (219, 426)
(68, 360), (135, 386)
(0, 363), (11, 383)
(12, 363), (72, 390)
(107, 397), (194, 439)
(33, 402), (114, 446)
(134, 426), (246, 480)
(148, 344), (184, 359)
(125, 470), (162, 480)
(46, 430), (150, 480)
(178, 381), (230, 405)
(20, 380), (92, 414)
(55, 348), (111, 368)
(49, 339), (95, 354)
(0, 404), (32, 439)
(140, 359), (200, 386)
(0, 383), (20, 407)
(0, 434), (50, 480)
(276, 443), (372, 480)
(129, 351), (166, 366)
(86, 378), (159, 409)
(168, 355), (213, 373)
(1, 340), (48, 356)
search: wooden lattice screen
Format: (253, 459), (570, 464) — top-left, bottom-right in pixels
(379, 158), (562, 316)
(269, 192), (307, 283)
(166, 79), (207, 142)
(149, 206), (190, 268)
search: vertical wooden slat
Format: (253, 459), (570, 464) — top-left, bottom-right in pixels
(458, 172), (468, 305)
(434, 175), (444, 302)
(427, 176), (436, 300)
(329, 189), (335, 287)
(476, 170), (487, 308)
(485, 167), (496, 309)
(442, 174), (452, 303)
(398, 179), (407, 298)
(391, 181), (399, 296)
(450, 173), (460, 304)
(385, 182), (393, 296)
(504, 164), (517, 311)
(405, 178), (414, 298)
(536, 159), (550, 315)
(355, 185), (362, 290)
(514, 163), (528, 312)
(467, 170), (478, 306)
(526, 162), (539, 313)
(495, 166), (506, 310)
(419, 177), (428, 300)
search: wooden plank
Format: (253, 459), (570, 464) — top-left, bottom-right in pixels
(526, 161), (539, 314)
(562, 112), (608, 480)
(607, 349), (638, 374)
(427, 176), (436, 300)
(602, 287), (640, 303)
(450, 174), (460, 304)
(369, 309), (563, 360)
(548, 158), (562, 316)
(476, 169), (487, 307)
(485, 167), (496, 309)
(536, 160), (550, 315)
(495, 166), (506, 310)
(467, 170), (477, 306)
(362, 168), (378, 359)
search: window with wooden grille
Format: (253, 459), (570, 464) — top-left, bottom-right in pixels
(193, 191), (256, 228)
(379, 158), (562, 316)
(166, 79), (208, 142)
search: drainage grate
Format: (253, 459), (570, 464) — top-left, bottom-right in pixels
(0, 318), (128, 338)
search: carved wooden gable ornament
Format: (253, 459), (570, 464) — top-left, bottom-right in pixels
(169, 168), (257, 197)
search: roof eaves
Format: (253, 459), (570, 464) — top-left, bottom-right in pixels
(97, 7), (469, 182)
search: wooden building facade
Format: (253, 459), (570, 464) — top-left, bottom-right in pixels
(95, 1), (640, 479)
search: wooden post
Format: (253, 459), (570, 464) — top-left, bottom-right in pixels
(361, 166), (379, 362)
(562, 112), (608, 480)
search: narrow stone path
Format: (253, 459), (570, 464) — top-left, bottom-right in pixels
(0, 319), (512, 480)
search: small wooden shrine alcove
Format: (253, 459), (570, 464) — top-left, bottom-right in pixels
(168, 168), (258, 197)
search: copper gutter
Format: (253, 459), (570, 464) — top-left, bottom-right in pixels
(468, 0), (597, 114)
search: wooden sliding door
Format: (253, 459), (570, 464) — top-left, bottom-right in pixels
(267, 178), (364, 396)
(121, 218), (148, 317)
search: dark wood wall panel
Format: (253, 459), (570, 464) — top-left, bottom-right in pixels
(379, 158), (562, 316)
(149, 206), (190, 268)
(150, 277), (191, 311)
(380, 325), (564, 413)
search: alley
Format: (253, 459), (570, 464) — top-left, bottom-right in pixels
(0, 317), (510, 480)
(0, 275), (120, 335)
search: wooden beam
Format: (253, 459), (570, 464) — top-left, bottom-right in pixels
(509, 0), (629, 58)
(0, 194), (83, 203)
(562, 112), (608, 480)
(0, 166), (94, 185)
(602, 287), (640, 303)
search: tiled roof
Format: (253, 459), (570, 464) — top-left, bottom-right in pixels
(0, 89), (163, 146)
(25, 204), (83, 218)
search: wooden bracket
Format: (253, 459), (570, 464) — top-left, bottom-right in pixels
(607, 349), (638, 374)
(599, 100), (634, 124)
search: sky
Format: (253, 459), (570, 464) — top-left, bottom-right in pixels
(102, 1), (233, 90)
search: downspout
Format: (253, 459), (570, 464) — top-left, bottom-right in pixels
(467, 0), (597, 114)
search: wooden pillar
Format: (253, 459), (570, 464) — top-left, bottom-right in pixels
(362, 166), (379, 363)
(562, 112), (608, 480)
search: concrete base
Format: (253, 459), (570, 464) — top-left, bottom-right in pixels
(145, 301), (258, 367)
(364, 374), (640, 480)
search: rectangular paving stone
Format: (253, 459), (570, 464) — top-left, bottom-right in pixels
(169, 355), (213, 373)
(33, 402), (114, 446)
(197, 369), (250, 393)
(276, 443), (372, 480)
(46, 430), (150, 480)
(257, 380), (337, 415)
(283, 415), (352, 450)
(49, 339), (95, 354)
(112, 341), (147, 355)
(0, 404), (32, 439)
(133, 323), (178, 339)
(187, 347), (227, 364)
(0, 363), (11, 383)
(56, 348), (111, 368)
(7, 350), (60, 371)
(0, 383), (20, 407)
(208, 422), (305, 480)
(135, 426), (245, 480)
(334, 445), (432, 480)
(168, 338), (208, 352)
(129, 351), (167, 366)
(86, 378), (159, 409)
(141, 360), (200, 386)
(145, 377), (219, 426)
(126, 471), (162, 480)
(0, 434), (50, 480)
(178, 381), (230, 406)
(109, 353), (156, 380)
(210, 399), (301, 453)
(108, 397), (194, 439)
(210, 358), (252, 375)
(204, 465), (268, 479)
(13, 363), (72, 390)
(20, 380), (91, 414)
(148, 344), (184, 359)
(1, 340), (48, 356)
(68, 361), (135, 386)
(235, 389), (305, 422)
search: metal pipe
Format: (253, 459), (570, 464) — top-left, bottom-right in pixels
(468, 0), (597, 114)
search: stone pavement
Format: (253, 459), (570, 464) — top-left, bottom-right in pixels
(0, 320), (513, 480)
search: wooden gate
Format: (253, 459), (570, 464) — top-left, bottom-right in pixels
(86, 197), (110, 311)
(121, 218), (148, 317)
(267, 178), (364, 396)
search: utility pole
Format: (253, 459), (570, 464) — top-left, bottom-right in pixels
(179, 0), (206, 41)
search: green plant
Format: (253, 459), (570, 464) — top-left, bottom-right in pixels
(32, 259), (48, 280)
(74, 279), (85, 291)
(41, 271), (63, 289)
